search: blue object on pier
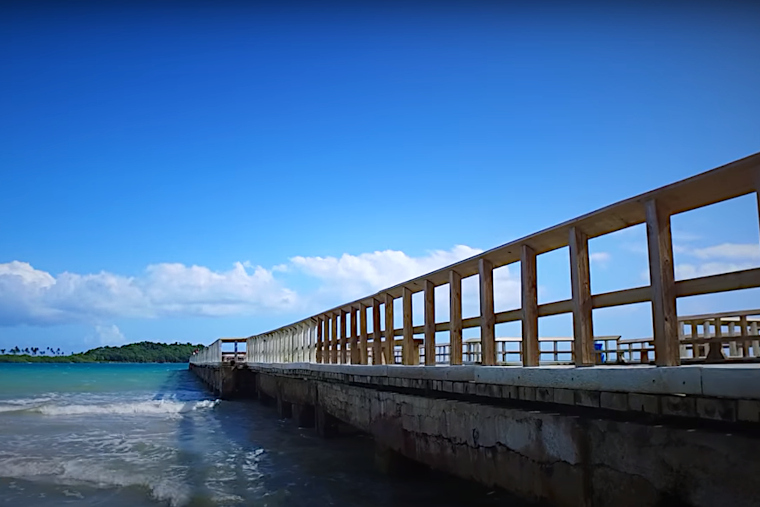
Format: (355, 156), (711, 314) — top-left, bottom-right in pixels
(594, 342), (605, 363)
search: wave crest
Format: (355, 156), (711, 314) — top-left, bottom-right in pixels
(33, 399), (219, 416)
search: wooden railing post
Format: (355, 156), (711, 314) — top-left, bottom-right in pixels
(372, 298), (382, 364)
(402, 286), (417, 365)
(740, 315), (749, 359)
(707, 317), (726, 361)
(323, 316), (330, 364)
(340, 309), (348, 364)
(350, 306), (359, 364)
(316, 317), (323, 363)
(479, 258), (496, 365)
(330, 313), (339, 364)
(755, 172), (760, 237)
(424, 279), (436, 366)
(569, 227), (595, 366)
(449, 270), (463, 365)
(384, 293), (395, 364)
(521, 245), (539, 366)
(645, 199), (680, 366)
(359, 303), (368, 365)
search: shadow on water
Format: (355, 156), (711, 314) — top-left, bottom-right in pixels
(152, 368), (207, 403)
(167, 368), (533, 507)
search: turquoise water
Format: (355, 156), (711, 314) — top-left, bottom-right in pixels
(0, 363), (517, 506)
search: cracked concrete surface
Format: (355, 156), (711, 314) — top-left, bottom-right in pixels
(255, 371), (760, 507)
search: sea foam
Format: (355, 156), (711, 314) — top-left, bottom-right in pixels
(33, 399), (219, 417)
(0, 458), (193, 506)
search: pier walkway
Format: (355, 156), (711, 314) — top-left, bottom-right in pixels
(190, 153), (760, 507)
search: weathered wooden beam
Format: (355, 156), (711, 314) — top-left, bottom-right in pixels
(645, 199), (680, 366)
(340, 309), (348, 364)
(449, 270), (463, 365)
(372, 299), (382, 364)
(569, 227), (595, 366)
(707, 317), (726, 361)
(315, 317), (323, 363)
(247, 153), (760, 346)
(424, 279), (436, 366)
(479, 258), (496, 365)
(330, 313), (338, 364)
(676, 268), (760, 297)
(384, 293), (395, 364)
(756, 171), (760, 239)
(350, 306), (359, 364)
(402, 286), (417, 365)
(321, 316), (328, 363)
(521, 245), (539, 366)
(359, 303), (368, 365)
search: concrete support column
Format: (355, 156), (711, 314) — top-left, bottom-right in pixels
(315, 404), (339, 438)
(292, 404), (315, 428)
(276, 397), (292, 419)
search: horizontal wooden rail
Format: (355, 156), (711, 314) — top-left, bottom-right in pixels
(195, 152), (760, 367)
(675, 268), (760, 298)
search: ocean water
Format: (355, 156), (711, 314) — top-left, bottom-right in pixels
(0, 363), (519, 506)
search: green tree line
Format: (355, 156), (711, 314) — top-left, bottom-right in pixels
(0, 341), (204, 363)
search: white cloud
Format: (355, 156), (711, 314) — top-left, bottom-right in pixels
(691, 243), (760, 260)
(675, 262), (757, 280)
(629, 239), (760, 281)
(672, 230), (702, 242)
(290, 245), (482, 300)
(590, 252), (611, 266)
(0, 261), (297, 326)
(0, 261), (55, 287)
(290, 245), (522, 317)
(94, 324), (126, 346)
(673, 241), (759, 280)
(0, 244), (527, 328)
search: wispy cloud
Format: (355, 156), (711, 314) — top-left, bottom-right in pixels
(4, 237), (753, 328)
(0, 245), (522, 327)
(691, 243), (760, 260)
(675, 242), (759, 280)
(0, 260), (297, 326)
(590, 251), (611, 266)
(290, 245), (481, 300)
(290, 245), (522, 317)
(93, 324), (126, 346)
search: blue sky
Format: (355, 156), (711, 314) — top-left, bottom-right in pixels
(1, 1), (759, 353)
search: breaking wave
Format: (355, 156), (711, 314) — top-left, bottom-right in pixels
(31, 399), (219, 416)
(0, 458), (192, 506)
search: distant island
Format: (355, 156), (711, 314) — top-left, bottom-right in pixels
(0, 341), (205, 363)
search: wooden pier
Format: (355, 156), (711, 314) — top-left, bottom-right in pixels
(190, 152), (760, 507)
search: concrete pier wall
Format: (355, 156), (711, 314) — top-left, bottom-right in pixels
(189, 363), (256, 399)
(189, 363), (760, 507)
(253, 369), (760, 507)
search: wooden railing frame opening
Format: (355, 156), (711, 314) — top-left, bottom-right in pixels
(217, 153), (760, 368)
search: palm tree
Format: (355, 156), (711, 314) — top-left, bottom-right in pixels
(56, 348), (62, 356)
(0, 349), (5, 355)
(31, 347), (39, 356)
(12, 346), (20, 355)
(23, 347), (30, 355)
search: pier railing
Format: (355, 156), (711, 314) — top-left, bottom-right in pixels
(191, 338), (247, 365)
(190, 339), (221, 365)
(616, 309), (760, 363)
(199, 152), (760, 368)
